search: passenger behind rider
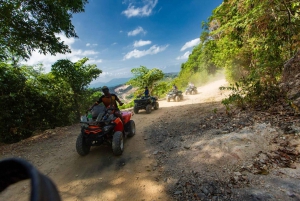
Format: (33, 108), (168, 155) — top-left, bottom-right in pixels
(89, 86), (125, 123)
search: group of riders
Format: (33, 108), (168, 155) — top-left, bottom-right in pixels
(89, 82), (195, 120)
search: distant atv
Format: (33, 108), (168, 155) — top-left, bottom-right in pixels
(134, 96), (159, 114)
(166, 90), (183, 102)
(185, 86), (197, 95)
(76, 105), (135, 156)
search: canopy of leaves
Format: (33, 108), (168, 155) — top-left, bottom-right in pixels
(0, 0), (88, 60)
(52, 57), (102, 94)
(52, 57), (102, 118)
(127, 66), (164, 92)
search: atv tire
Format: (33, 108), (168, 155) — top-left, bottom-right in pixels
(76, 133), (91, 156)
(167, 97), (170, 102)
(191, 91), (195, 95)
(112, 131), (124, 156)
(154, 102), (159, 110)
(180, 95), (184, 100)
(175, 96), (180, 102)
(134, 105), (139, 114)
(127, 120), (136, 137)
(146, 104), (152, 114)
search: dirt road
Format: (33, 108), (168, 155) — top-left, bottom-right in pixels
(4, 78), (300, 201)
(0, 79), (228, 201)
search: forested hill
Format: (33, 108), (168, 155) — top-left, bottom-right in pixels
(176, 0), (300, 109)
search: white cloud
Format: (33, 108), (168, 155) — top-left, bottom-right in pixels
(123, 44), (168, 60)
(87, 59), (103, 64)
(176, 51), (191, 60)
(56, 34), (76, 46)
(133, 40), (152, 47)
(24, 34), (101, 72)
(112, 42), (118, 45)
(180, 38), (200, 51)
(86, 43), (98, 47)
(128, 26), (146, 36)
(122, 0), (158, 18)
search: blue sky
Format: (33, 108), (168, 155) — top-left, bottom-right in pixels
(26, 0), (223, 83)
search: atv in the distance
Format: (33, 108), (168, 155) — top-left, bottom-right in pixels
(185, 86), (197, 95)
(133, 96), (159, 114)
(166, 90), (183, 102)
(76, 105), (135, 156)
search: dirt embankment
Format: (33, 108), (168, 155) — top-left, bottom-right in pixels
(1, 78), (300, 201)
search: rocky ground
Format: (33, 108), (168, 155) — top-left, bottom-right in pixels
(1, 78), (300, 201)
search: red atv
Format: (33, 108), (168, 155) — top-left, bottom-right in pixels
(76, 105), (135, 156)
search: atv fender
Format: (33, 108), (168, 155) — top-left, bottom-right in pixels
(114, 117), (124, 132)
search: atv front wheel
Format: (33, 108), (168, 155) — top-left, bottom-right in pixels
(146, 104), (152, 114)
(112, 131), (124, 156)
(76, 133), (91, 156)
(154, 102), (159, 110)
(127, 120), (136, 137)
(134, 105), (139, 114)
(175, 96), (180, 102)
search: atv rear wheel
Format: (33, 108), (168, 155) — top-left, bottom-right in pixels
(180, 95), (183, 100)
(127, 120), (136, 137)
(154, 102), (159, 110)
(146, 104), (152, 114)
(133, 105), (139, 114)
(175, 96), (180, 102)
(191, 91), (195, 95)
(185, 91), (188, 95)
(167, 96), (170, 102)
(112, 131), (124, 156)
(76, 133), (91, 156)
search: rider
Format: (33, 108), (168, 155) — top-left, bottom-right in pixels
(189, 82), (195, 87)
(173, 84), (178, 92)
(89, 86), (125, 123)
(144, 86), (150, 97)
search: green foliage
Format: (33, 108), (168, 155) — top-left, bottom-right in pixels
(52, 57), (102, 118)
(220, 77), (281, 111)
(151, 81), (172, 98)
(0, 59), (101, 143)
(179, 0), (300, 110)
(119, 101), (134, 110)
(127, 65), (164, 94)
(0, 0), (88, 60)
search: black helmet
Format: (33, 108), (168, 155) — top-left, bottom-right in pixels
(102, 86), (109, 93)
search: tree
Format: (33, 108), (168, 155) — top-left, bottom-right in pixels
(51, 57), (102, 118)
(0, 0), (88, 60)
(127, 66), (164, 93)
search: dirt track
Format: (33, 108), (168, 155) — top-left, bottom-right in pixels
(2, 78), (300, 200)
(0, 79), (229, 201)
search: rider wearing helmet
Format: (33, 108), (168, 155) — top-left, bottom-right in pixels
(89, 86), (124, 123)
